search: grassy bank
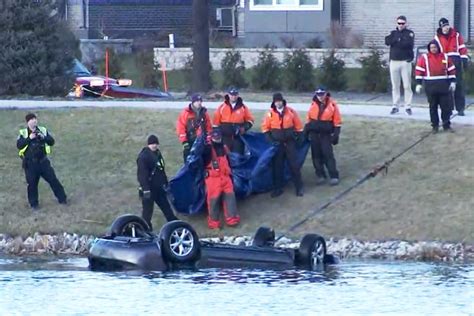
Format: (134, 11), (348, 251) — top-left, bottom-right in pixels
(0, 108), (472, 243)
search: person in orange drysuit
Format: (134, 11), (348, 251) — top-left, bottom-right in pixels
(304, 86), (342, 186)
(176, 93), (212, 163)
(213, 87), (254, 154)
(202, 127), (240, 229)
(261, 92), (304, 198)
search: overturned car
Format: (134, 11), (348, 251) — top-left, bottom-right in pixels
(88, 214), (337, 272)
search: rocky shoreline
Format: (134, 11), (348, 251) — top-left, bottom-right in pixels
(1, 233), (473, 263)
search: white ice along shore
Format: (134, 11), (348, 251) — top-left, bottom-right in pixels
(0, 233), (473, 262)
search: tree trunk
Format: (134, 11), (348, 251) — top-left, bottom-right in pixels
(192, 0), (210, 92)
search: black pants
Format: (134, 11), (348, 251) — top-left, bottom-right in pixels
(451, 57), (465, 112)
(223, 135), (244, 155)
(142, 185), (177, 229)
(272, 140), (302, 191)
(426, 81), (452, 128)
(23, 158), (66, 207)
(310, 133), (339, 179)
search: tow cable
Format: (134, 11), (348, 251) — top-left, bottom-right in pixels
(276, 102), (473, 241)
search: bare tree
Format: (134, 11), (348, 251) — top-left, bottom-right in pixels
(192, 0), (211, 92)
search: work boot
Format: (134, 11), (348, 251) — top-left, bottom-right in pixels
(329, 178), (340, 186)
(432, 126), (439, 134)
(443, 126), (455, 133)
(31, 205), (40, 212)
(458, 110), (465, 116)
(390, 107), (399, 115)
(271, 189), (284, 198)
(225, 216), (240, 227)
(406, 108), (412, 116)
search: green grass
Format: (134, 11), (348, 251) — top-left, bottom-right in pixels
(1, 108), (472, 242)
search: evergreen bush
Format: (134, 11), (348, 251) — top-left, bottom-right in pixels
(284, 49), (314, 91)
(221, 51), (247, 89)
(0, 0), (80, 96)
(251, 49), (282, 90)
(318, 50), (347, 91)
(135, 50), (161, 88)
(359, 48), (390, 92)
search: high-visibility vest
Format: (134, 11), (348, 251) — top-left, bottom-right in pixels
(18, 126), (51, 158)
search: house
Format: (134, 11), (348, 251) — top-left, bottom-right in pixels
(65, 0), (472, 48)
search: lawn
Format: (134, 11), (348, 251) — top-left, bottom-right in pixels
(0, 108), (472, 242)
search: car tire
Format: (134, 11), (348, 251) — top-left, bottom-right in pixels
(252, 226), (275, 247)
(297, 234), (327, 270)
(159, 220), (201, 263)
(109, 214), (151, 237)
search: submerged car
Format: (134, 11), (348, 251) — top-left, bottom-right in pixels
(69, 59), (172, 99)
(88, 214), (337, 272)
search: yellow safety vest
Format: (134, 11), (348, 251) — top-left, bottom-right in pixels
(18, 126), (51, 158)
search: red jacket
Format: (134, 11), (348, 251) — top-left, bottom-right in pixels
(415, 52), (456, 82)
(434, 28), (469, 60)
(176, 105), (212, 143)
(204, 144), (231, 178)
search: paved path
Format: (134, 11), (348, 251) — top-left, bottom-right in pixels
(0, 99), (472, 125)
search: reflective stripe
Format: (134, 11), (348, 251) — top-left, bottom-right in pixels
(447, 52), (460, 56)
(447, 66), (456, 71)
(421, 76), (453, 80)
(416, 66), (425, 71)
(434, 35), (443, 53)
(415, 75), (423, 79)
(423, 54), (430, 77)
(461, 55), (469, 59)
(459, 44), (466, 49)
(18, 126), (51, 157)
(447, 75), (456, 79)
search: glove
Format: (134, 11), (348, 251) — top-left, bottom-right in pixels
(331, 134), (339, 145)
(415, 85), (422, 94)
(294, 132), (304, 146)
(182, 141), (190, 150)
(142, 190), (151, 200)
(449, 82), (456, 92)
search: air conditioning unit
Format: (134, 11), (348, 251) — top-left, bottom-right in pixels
(216, 7), (233, 30)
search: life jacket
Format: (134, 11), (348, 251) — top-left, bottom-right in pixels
(415, 50), (456, 81)
(18, 126), (51, 158)
(434, 28), (469, 59)
(213, 96), (254, 137)
(306, 96), (342, 133)
(261, 101), (303, 141)
(205, 145), (231, 178)
(176, 105), (212, 143)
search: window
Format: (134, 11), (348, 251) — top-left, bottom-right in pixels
(250, 0), (323, 11)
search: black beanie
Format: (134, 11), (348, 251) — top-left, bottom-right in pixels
(273, 92), (283, 102)
(147, 134), (159, 145)
(439, 18), (449, 28)
(25, 113), (37, 122)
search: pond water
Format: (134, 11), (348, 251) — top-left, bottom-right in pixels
(0, 256), (472, 315)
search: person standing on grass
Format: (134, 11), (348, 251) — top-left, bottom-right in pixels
(176, 93), (212, 163)
(304, 86), (342, 186)
(434, 18), (470, 116)
(16, 113), (67, 211)
(213, 87), (255, 155)
(415, 40), (456, 133)
(385, 15), (415, 116)
(137, 134), (178, 230)
(261, 92), (304, 198)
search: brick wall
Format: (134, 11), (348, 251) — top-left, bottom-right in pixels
(341, 0), (454, 48)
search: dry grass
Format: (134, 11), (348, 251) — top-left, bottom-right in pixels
(0, 108), (472, 243)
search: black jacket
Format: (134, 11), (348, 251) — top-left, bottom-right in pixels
(385, 28), (415, 61)
(137, 147), (168, 192)
(16, 127), (55, 160)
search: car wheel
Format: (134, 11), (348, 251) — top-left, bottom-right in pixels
(109, 214), (151, 237)
(297, 234), (327, 270)
(159, 221), (201, 263)
(252, 226), (275, 247)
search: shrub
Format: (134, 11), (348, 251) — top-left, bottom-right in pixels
(305, 37), (324, 49)
(284, 49), (315, 91)
(280, 36), (298, 49)
(97, 49), (125, 79)
(221, 51), (247, 89)
(136, 50), (161, 88)
(251, 50), (282, 90)
(359, 48), (389, 92)
(464, 63), (474, 95)
(319, 50), (347, 91)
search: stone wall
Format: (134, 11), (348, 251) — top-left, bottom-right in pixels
(154, 47), (390, 70)
(80, 39), (133, 65)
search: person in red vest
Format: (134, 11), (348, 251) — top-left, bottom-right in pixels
(213, 87), (254, 154)
(415, 40), (456, 133)
(176, 93), (212, 163)
(261, 93), (304, 198)
(304, 86), (342, 186)
(434, 18), (470, 116)
(202, 127), (240, 229)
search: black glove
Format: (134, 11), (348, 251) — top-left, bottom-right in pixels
(142, 190), (151, 200)
(332, 127), (341, 145)
(294, 131), (304, 146)
(243, 121), (252, 131)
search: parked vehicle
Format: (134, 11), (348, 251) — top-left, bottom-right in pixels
(88, 214), (337, 272)
(69, 59), (172, 99)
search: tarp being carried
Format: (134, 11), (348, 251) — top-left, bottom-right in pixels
(168, 132), (309, 215)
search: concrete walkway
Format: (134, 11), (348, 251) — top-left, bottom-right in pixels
(0, 99), (472, 126)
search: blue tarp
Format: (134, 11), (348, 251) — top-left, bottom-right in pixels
(168, 132), (310, 215)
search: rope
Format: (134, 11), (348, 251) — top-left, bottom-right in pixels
(276, 100), (473, 241)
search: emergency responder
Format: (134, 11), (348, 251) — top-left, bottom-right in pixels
(16, 113), (67, 210)
(203, 127), (240, 229)
(137, 134), (178, 229)
(415, 40), (456, 133)
(304, 86), (342, 186)
(176, 93), (212, 163)
(213, 87), (254, 154)
(434, 18), (470, 116)
(261, 93), (304, 198)
(385, 15), (415, 115)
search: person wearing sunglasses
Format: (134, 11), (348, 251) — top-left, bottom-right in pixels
(385, 15), (415, 116)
